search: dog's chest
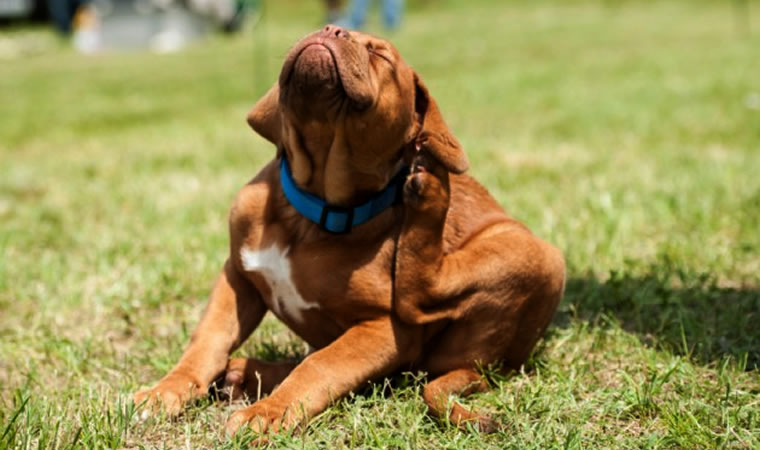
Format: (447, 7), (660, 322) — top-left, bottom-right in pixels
(239, 245), (318, 323)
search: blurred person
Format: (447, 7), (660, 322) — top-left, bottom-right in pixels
(341, 0), (403, 30)
(47, 0), (92, 33)
(324, 0), (342, 24)
(71, 2), (99, 52)
(45, 0), (101, 52)
(187, 0), (248, 32)
(148, 0), (249, 52)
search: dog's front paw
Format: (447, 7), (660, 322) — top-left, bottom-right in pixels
(225, 399), (296, 437)
(403, 151), (450, 215)
(133, 372), (205, 419)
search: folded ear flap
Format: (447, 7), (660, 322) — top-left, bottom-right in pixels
(246, 84), (281, 145)
(414, 73), (469, 174)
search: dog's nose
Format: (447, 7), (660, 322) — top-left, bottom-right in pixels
(323, 25), (350, 39)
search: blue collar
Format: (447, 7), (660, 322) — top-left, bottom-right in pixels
(279, 157), (409, 234)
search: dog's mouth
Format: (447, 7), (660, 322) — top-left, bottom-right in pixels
(280, 34), (375, 110)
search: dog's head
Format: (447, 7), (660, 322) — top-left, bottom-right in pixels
(247, 26), (468, 205)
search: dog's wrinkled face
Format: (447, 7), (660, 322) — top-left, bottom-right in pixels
(279, 27), (389, 115)
(248, 26), (468, 206)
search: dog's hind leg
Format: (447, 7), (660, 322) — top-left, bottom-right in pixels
(222, 358), (298, 401)
(395, 150), (457, 324)
(396, 151), (565, 336)
(423, 368), (497, 432)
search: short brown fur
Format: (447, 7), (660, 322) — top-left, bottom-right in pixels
(134, 26), (565, 436)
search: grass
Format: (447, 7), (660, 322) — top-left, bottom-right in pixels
(1, 0), (759, 447)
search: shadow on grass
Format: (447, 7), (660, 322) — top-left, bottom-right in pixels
(556, 264), (759, 370)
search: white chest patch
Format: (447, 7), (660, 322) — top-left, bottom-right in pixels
(240, 245), (317, 323)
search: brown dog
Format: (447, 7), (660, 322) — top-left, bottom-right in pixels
(134, 26), (565, 436)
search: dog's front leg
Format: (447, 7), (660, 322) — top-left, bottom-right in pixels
(225, 317), (418, 436)
(134, 259), (267, 416)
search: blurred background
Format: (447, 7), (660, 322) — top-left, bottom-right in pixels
(1, 0), (759, 447)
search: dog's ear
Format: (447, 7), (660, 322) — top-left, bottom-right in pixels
(247, 84), (281, 145)
(413, 73), (469, 174)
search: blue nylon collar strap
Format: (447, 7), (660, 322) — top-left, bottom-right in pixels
(279, 157), (409, 234)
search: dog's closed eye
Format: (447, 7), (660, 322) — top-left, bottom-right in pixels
(367, 43), (393, 65)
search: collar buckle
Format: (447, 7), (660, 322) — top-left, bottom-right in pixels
(319, 204), (354, 234)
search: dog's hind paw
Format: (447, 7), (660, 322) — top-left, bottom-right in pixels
(403, 151), (450, 216)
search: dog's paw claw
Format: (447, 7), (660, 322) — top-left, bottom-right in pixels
(403, 152), (449, 214)
(138, 408), (152, 421)
(225, 410), (248, 436)
(225, 403), (288, 437)
(132, 374), (205, 418)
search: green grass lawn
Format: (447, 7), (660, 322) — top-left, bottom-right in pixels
(1, 0), (759, 447)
